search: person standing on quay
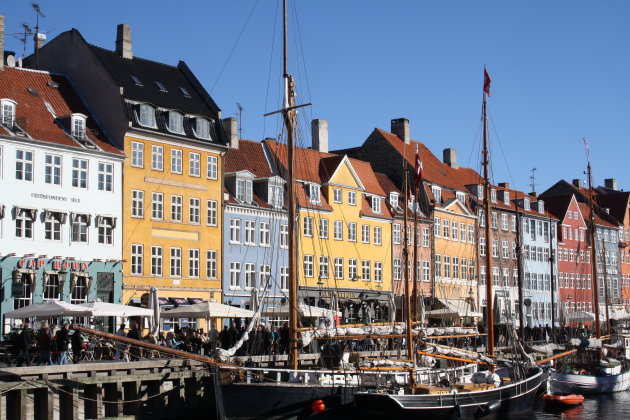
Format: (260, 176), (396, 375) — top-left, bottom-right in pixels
(56, 323), (70, 365)
(16, 320), (33, 367)
(126, 322), (142, 361)
(71, 329), (84, 364)
(36, 322), (53, 366)
(114, 323), (129, 362)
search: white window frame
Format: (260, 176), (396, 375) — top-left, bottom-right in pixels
(334, 220), (343, 240)
(195, 118), (210, 139)
(16, 149), (34, 182)
(131, 190), (144, 218)
(131, 244), (143, 275)
(230, 219), (241, 243)
(171, 195), (182, 222)
(171, 149), (183, 174)
(206, 200), (218, 226)
(334, 257), (344, 279)
(207, 155), (218, 180)
(151, 145), (163, 171)
(348, 191), (357, 206)
(206, 250), (217, 279)
(260, 222), (270, 246)
(374, 226), (382, 245)
(151, 246), (163, 276)
(168, 111), (184, 134)
(189, 152), (201, 177)
(72, 158), (88, 189)
(44, 154), (62, 186)
(319, 218), (329, 239)
(334, 188), (342, 203)
(348, 222), (357, 242)
(131, 141), (144, 168)
(170, 247), (182, 277)
(188, 249), (200, 278)
(97, 162), (113, 192)
(362, 224), (370, 243)
(303, 216), (313, 237)
(152, 192), (163, 220)
(303, 255), (314, 278)
(189, 197), (200, 224)
(138, 104), (156, 128)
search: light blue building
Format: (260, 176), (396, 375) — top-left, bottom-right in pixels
(517, 197), (559, 327)
(222, 137), (288, 324)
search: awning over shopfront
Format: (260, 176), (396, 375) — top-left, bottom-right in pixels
(188, 297), (204, 304)
(169, 297), (189, 307)
(425, 299), (482, 318)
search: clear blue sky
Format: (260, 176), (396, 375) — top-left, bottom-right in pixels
(3, 0), (629, 194)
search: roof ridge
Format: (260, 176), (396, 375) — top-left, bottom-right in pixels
(88, 44), (179, 69)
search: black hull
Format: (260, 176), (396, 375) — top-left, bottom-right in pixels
(353, 367), (544, 420)
(221, 382), (357, 419)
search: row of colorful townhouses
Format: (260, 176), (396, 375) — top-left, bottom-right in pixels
(1, 22), (629, 334)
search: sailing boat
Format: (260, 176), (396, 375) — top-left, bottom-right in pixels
(548, 139), (630, 395)
(353, 69), (544, 419)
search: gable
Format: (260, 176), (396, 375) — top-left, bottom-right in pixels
(442, 198), (472, 217)
(328, 158), (363, 190)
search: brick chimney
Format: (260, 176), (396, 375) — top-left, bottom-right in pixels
(0, 15), (5, 71)
(223, 117), (239, 149)
(498, 182), (510, 189)
(391, 118), (410, 144)
(605, 178), (618, 191)
(116, 24), (133, 59)
(311, 119), (328, 153)
(572, 179), (585, 188)
(33, 32), (46, 53)
(443, 148), (458, 169)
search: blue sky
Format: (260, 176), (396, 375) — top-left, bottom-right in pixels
(3, 1), (629, 194)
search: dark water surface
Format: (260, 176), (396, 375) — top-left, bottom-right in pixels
(515, 392), (630, 420)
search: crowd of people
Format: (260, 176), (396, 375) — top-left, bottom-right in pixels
(11, 320), (84, 366)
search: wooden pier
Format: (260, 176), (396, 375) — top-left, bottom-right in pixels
(0, 360), (222, 420)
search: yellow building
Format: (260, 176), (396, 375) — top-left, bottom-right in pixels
(266, 139), (394, 323)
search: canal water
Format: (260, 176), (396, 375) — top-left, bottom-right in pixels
(516, 392), (630, 420)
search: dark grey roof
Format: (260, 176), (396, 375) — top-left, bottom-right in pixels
(87, 44), (227, 147)
(88, 44), (219, 117)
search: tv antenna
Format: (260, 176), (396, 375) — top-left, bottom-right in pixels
(236, 102), (244, 139)
(529, 167), (537, 194)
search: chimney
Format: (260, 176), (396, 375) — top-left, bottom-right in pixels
(311, 119), (328, 153)
(223, 117), (239, 149)
(442, 148), (458, 169)
(391, 118), (410, 144)
(33, 32), (46, 53)
(498, 182), (510, 189)
(0, 15), (4, 71)
(572, 179), (585, 188)
(116, 24), (133, 59)
(605, 178), (618, 191)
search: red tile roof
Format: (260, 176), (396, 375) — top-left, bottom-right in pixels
(0, 67), (121, 155)
(224, 139), (273, 178)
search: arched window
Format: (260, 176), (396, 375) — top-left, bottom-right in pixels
(138, 104), (156, 127)
(71, 113), (87, 139)
(168, 111), (184, 134)
(1, 98), (17, 127)
(194, 117), (210, 139)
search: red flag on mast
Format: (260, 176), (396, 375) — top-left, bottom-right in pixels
(414, 152), (424, 189)
(484, 69), (491, 97)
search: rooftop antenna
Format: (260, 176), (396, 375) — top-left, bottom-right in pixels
(32, 2), (46, 68)
(16, 23), (34, 57)
(529, 167), (537, 194)
(236, 102), (243, 139)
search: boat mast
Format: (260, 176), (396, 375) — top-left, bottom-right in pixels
(548, 216), (557, 342)
(585, 138), (601, 338)
(412, 144), (419, 321)
(283, 0), (299, 370)
(600, 235), (612, 335)
(482, 69), (494, 356)
(403, 167), (415, 390)
(514, 201), (525, 341)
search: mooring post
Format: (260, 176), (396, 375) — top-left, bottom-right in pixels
(103, 382), (123, 418)
(59, 385), (78, 420)
(6, 388), (27, 420)
(122, 380), (141, 416)
(33, 387), (53, 420)
(83, 384), (101, 419)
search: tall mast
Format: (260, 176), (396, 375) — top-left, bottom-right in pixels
(600, 235), (612, 335)
(403, 169), (415, 390)
(548, 216), (557, 342)
(585, 138), (601, 338)
(482, 70), (494, 356)
(283, 0), (299, 370)
(412, 144), (419, 321)
(514, 201), (525, 341)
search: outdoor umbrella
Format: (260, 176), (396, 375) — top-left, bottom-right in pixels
(4, 300), (94, 318)
(160, 301), (255, 318)
(148, 287), (160, 335)
(261, 302), (341, 318)
(566, 310), (595, 323)
(78, 300), (154, 317)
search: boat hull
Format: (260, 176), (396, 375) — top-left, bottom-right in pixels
(549, 370), (630, 394)
(353, 367), (544, 420)
(221, 382), (357, 419)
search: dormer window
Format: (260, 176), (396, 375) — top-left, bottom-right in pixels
(503, 191), (510, 205)
(168, 111), (184, 134)
(71, 113), (87, 140)
(389, 192), (399, 206)
(179, 87), (192, 98)
(456, 192), (466, 204)
(236, 178), (253, 204)
(432, 186), (442, 203)
(523, 197), (530, 211)
(195, 118), (210, 139)
(477, 184), (483, 200)
(491, 188), (497, 203)
(138, 104), (156, 127)
(269, 184), (284, 208)
(371, 196), (382, 214)
(130, 75), (143, 86)
(309, 184), (321, 205)
(538, 200), (545, 214)
(1, 99), (17, 127)
(155, 81), (168, 93)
